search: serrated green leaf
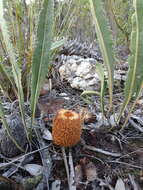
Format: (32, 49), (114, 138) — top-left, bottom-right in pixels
(0, 0), (21, 89)
(0, 0), (29, 142)
(89, 0), (115, 111)
(125, 0), (143, 98)
(118, 0), (143, 122)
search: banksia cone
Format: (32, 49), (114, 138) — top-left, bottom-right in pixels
(52, 109), (82, 147)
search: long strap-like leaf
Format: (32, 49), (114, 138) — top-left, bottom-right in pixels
(89, 0), (115, 111)
(118, 0), (143, 122)
(31, 0), (54, 122)
(0, 0), (28, 141)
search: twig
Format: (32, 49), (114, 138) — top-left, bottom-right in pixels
(108, 160), (143, 169)
(129, 174), (141, 190)
(129, 118), (143, 133)
(116, 148), (143, 161)
(69, 148), (76, 190)
(0, 144), (51, 169)
(4, 146), (29, 177)
(80, 154), (104, 164)
(97, 178), (114, 190)
(61, 147), (70, 188)
(84, 145), (121, 157)
(35, 128), (52, 190)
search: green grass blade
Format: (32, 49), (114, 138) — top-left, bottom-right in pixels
(89, 0), (115, 111)
(31, 0), (54, 122)
(118, 0), (143, 122)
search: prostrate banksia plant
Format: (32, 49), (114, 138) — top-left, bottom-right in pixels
(58, 39), (103, 62)
(52, 109), (82, 147)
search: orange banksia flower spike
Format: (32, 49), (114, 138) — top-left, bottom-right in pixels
(52, 109), (82, 147)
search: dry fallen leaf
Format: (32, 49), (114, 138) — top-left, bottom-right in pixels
(85, 162), (97, 182)
(24, 164), (43, 176)
(38, 97), (65, 115)
(40, 83), (50, 96)
(136, 99), (143, 105)
(51, 180), (61, 190)
(80, 108), (96, 124)
(42, 128), (53, 141)
(115, 178), (126, 190)
(75, 164), (83, 185)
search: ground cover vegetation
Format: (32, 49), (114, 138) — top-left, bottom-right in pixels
(0, 0), (143, 189)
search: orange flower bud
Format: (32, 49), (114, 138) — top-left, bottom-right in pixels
(52, 109), (82, 147)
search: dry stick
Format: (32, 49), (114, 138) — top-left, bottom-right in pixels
(69, 148), (76, 190)
(35, 128), (51, 190)
(61, 147), (70, 188)
(84, 145), (121, 157)
(97, 178), (114, 190)
(80, 154), (104, 164)
(5, 146), (29, 177)
(116, 148), (143, 161)
(128, 118), (143, 132)
(128, 174), (140, 190)
(0, 144), (51, 169)
(108, 161), (143, 169)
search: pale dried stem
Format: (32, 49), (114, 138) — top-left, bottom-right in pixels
(61, 147), (70, 188)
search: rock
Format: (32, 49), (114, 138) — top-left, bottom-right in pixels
(76, 62), (92, 76)
(59, 56), (100, 91)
